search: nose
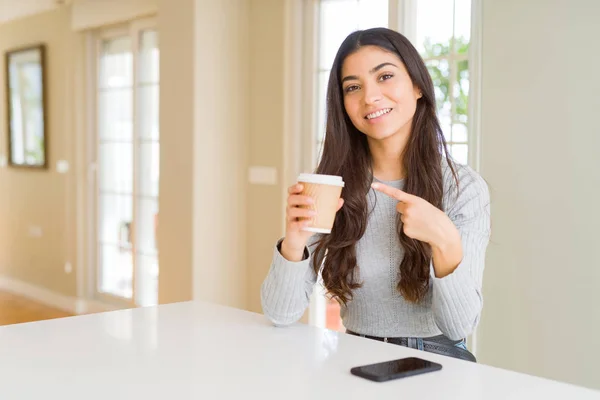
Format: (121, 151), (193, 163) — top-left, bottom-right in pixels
(362, 82), (382, 105)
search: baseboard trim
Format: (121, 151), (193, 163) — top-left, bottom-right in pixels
(0, 275), (122, 315)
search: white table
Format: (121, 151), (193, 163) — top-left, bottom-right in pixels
(0, 301), (598, 399)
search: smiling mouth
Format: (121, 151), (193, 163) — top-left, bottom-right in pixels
(365, 108), (392, 120)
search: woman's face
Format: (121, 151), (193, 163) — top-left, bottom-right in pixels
(340, 45), (422, 143)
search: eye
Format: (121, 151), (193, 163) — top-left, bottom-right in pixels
(379, 73), (394, 81)
(344, 84), (360, 93)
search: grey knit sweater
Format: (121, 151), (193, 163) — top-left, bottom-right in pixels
(260, 163), (491, 340)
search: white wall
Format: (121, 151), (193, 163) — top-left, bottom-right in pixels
(246, 0), (289, 314)
(0, 6), (82, 301)
(477, 0), (600, 390)
(157, 0), (249, 309)
(157, 0), (195, 303)
(192, 0), (249, 309)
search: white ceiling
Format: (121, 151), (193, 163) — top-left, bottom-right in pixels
(0, 0), (71, 24)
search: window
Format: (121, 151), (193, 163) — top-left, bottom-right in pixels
(93, 20), (159, 308)
(308, 0), (477, 331)
(415, 0), (472, 164)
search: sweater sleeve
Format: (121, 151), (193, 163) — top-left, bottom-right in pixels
(430, 166), (491, 340)
(260, 237), (321, 326)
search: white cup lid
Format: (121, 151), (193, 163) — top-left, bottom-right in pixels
(297, 173), (345, 187)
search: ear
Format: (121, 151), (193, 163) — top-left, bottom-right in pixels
(414, 86), (423, 99)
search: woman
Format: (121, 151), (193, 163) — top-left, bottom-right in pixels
(260, 28), (490, 362)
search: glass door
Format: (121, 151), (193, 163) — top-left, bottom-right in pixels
(93, 19), (159, 307)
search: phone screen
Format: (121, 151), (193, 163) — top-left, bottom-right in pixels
(351, 357), (442, 382)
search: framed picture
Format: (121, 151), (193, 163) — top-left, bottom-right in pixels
(4, 44), (48, 169)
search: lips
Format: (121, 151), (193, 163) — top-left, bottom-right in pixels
(365, 108), (392, 120)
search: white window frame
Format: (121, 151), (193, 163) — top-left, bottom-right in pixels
(397, 0), (482, 169)
(284, 0), (483, 344)
(87, 17), (159, 309)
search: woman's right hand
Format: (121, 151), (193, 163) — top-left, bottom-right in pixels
(281, 183), (344, 261)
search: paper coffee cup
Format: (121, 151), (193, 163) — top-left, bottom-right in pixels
(297, 173), (345, 234)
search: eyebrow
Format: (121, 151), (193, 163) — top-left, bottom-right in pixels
(341, 62), (398, 83)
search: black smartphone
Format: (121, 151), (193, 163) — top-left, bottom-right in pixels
(350, 357), (442, 382)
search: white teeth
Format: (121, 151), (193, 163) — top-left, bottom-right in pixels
(366, 108), (391, 119)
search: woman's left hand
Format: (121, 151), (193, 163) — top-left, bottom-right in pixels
(371, 182), (457, 249)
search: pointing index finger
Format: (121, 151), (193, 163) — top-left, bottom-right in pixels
(371, 182), (410, 202)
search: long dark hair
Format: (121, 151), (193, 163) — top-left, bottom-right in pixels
(312, 27), (458, 304)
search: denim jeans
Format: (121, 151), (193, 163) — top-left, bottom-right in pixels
(346, 330), (475, 362)
(388, 336), (467, 351)
(454, 338), (468, 350)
